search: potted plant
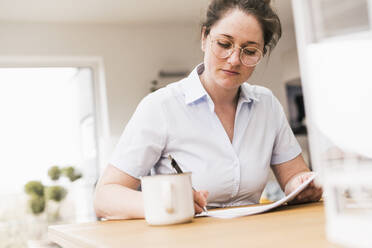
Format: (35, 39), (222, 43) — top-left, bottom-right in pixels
(24, 165), (82, 241)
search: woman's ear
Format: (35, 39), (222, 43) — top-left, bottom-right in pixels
(201, 27), (207, 52)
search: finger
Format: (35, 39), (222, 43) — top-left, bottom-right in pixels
(193, 191), (207, 208)
(308, 181), (315, 188)
(303, 172), (315, 181)
(200, 190), (209, 199)
(287, 197), (303, 205)
(298, 173), (313, 185)
(303, 185), (323, 200)
(295, 186), (323, 203)
(285, 174), (308, 195)
(291, 187), (314, 203)
(308, 188), (323, 202)
(194, 203), (203, 214)
(298, 188), (316, 200)
(290, 193), (311, 204)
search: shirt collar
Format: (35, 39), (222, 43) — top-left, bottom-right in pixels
(183, 63), (209, 105)
(183, 63), (260, 106)
(239, 83), (260, 103)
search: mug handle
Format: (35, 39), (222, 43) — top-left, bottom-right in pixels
(162, 181), (174, 213)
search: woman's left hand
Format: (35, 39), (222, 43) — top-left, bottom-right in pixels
(285, 172), (323, 204)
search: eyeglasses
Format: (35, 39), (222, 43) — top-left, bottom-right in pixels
(210, 36), (263, 67)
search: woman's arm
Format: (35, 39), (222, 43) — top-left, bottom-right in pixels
(271, 154), (308, 189)
(94, 164), (144, 220)
(94, 164), (209, 220)
(271, 154), (322, 204)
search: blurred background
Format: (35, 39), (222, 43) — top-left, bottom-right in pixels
(0, 0), (309, 247)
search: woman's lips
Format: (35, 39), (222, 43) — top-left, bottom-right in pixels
(221, 69), (239, 76)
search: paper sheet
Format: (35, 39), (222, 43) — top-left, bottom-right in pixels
(197, 174), (316, 219)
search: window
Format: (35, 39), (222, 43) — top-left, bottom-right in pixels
(0, 67), (99, 220)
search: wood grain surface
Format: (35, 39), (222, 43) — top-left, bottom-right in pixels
(48, 202), (343, 248)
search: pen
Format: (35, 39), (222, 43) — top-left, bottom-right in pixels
(168, 155), (208, 214)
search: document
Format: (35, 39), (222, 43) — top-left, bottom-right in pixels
(198, 174), (316, 219)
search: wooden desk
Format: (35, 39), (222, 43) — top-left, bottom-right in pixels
(48, 202), (342, 248)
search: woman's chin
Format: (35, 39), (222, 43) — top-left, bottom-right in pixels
(216, 79), (243, 90)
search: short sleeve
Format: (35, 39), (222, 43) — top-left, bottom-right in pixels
(109, 94), (167, 178)
(270, 96), (302, 165)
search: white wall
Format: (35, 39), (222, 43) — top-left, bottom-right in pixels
(0, 20), (301, 160)
(0, 22), (203, 135)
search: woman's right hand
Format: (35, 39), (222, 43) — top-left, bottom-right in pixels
(193, 190), (209, 214)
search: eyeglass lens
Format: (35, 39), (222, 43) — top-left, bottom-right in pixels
(212, 38), (262, 66)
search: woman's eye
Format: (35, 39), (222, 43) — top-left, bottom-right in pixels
(217, 41), (232, 49)
(243, 48), (257, 56)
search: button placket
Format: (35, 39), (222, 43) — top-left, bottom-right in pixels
(230, 159), (241, 198)
(207, 95), (245, 200)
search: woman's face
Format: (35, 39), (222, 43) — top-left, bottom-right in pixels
(201, 8), (264, 91)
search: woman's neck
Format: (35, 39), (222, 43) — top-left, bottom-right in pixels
(199, 72), (240, 107)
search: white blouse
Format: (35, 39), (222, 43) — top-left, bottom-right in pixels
(110, 64), (301, 207)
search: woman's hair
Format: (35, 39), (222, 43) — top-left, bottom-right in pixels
(201, 0), (282, 55)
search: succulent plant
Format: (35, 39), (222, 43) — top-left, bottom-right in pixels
(24, 165), (82, 216)
(24, 181), (44, 197)
(48, 165), (61, 181)
(45, 186), (67, 202)
(28, 194), (45, 214)
(61, 166), (74, 177)
(69, 172), (82, 182)
(62, 166), (82, 182)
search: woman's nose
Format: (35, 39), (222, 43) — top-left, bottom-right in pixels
(227, 48), (241, 66)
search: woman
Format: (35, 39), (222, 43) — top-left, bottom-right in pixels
(94, 0), (322, 220)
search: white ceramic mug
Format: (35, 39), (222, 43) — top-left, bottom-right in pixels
(140, 172), (194, 225)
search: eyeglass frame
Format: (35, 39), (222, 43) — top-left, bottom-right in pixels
(209, 35), (263, 67)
